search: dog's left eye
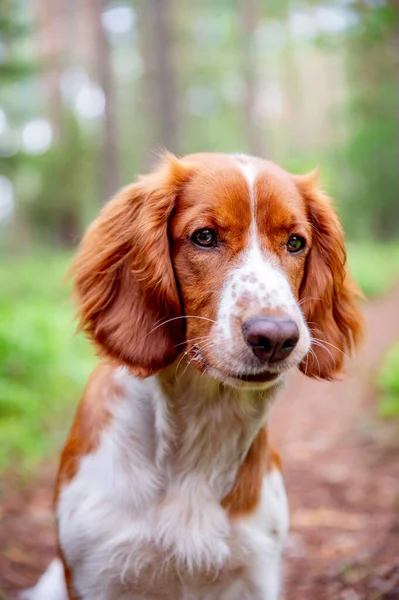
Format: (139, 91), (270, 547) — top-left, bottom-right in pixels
(191, 228), (218, 248)
(287, 235), (306, 253)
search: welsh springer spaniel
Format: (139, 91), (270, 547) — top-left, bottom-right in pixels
(24, 153), (363, 600)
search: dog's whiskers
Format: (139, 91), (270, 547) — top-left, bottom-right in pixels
(146, 315), (217, 338)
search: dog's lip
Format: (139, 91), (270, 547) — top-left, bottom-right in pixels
(231, 370), (281, 383)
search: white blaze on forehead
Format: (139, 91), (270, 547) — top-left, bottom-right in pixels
(216, 156), (298, 339)
(233, 155), (258, 211)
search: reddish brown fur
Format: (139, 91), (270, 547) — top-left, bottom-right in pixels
(59, 554), (79, 600)
(221, 427), (269, 517)
(294, 172), (364, 379)
(255, 167), (311, 297)
(169, 154), (253, 357)
(70, 155), (194, 376)
(54, 362), (119, 502)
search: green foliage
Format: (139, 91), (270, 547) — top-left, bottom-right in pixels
(337, 3), (399, 240)
(21, 113), (98, 246)
(347, 242), (399, 299)
(0, 1), (98, 248)
(0, 60), (36, 81)
(0, 254), (96, 475)
(377, 343), (399, 419)
(1, 0), (398, 247)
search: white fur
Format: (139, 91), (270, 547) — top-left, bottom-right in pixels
(19, 558), (67, 600)
(52, 367), (288, 600)
(234, 156), (259, 205)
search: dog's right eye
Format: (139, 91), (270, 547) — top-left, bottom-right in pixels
(191, 228), (218, 248)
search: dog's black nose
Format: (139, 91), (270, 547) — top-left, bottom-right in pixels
(242, 316), (299, 363)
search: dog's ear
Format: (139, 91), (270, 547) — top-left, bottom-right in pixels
(294, 172), (364, 380)
(70, 154), (194, 376)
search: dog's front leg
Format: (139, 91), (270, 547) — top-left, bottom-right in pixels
(222, 579), (280, 600)
(204, 562), (282, 600)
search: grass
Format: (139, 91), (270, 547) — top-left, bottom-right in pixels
(347, 242), (399, 420)
(0, 253), (96, 477)
(0, 240), (399, 476)
(347, 241), (399, 299)
(377, 343), (399, 419)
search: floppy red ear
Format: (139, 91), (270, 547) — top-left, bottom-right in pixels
(70, 154), (193, 376)
(295, 173), (364, 380)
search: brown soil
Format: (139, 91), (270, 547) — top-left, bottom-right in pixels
(1, 288), (399, 600)
(272, 287), (399, 600)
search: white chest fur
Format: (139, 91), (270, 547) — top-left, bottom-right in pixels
(57, 370), (289, 600)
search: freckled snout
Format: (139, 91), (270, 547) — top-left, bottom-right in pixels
(242, 316), (300, 363)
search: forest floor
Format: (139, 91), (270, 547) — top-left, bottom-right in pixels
(1, 287), (399, 600)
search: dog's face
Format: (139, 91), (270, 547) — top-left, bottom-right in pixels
(170, 154), (311, 387)
(72, 153), (363, 386)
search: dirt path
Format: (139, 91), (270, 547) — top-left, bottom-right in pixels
(1, 288), (399, 599)
(272, 286), (399, 599)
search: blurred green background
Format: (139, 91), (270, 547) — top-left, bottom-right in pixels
(0, 0), (398, 475)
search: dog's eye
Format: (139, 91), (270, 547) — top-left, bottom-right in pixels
(287, 235), (306, 253)
(191, 228), (217, 248)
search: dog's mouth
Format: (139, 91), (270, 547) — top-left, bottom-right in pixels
(189, 345), (283, 386)
(231, 370), (281, 383)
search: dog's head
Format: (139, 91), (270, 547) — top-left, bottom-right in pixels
(71, 153), (363, 387)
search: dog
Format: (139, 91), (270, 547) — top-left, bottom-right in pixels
(23, 152), (363, 600)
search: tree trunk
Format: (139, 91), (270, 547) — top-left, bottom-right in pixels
(35, 0), (65, 137)
(89, 0), (120, 203)
(241, 0), (263, 157)
(138, 0), (179, 162)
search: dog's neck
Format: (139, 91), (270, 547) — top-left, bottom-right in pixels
(150, 361), (282, 500)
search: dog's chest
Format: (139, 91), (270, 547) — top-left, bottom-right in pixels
(58, 464), (288, 600)
(57, 385), (288, 599)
